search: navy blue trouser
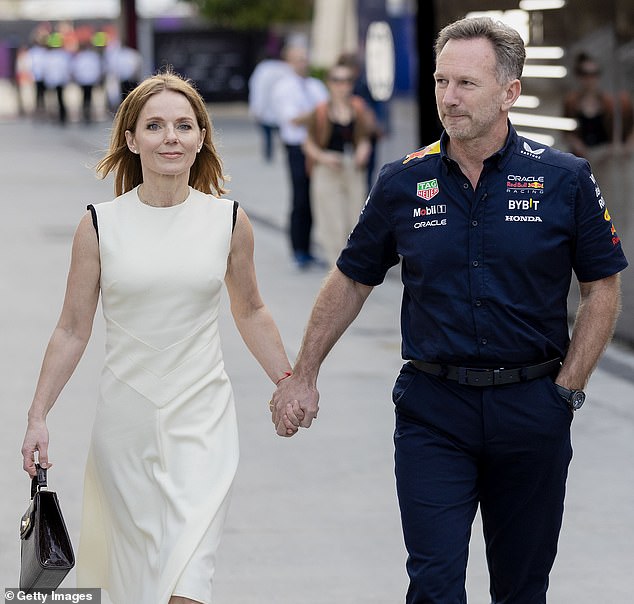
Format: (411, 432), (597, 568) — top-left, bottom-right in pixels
(284, 144), (312, 256)
(392, 363), (573, 604)
(259, 122), (278, 161)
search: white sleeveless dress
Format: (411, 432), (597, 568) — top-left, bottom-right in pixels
(76, 186), (240, 604)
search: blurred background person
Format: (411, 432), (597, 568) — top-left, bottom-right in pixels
(105, 40), (143, 107)
(337, 51), (389, 191)
(71, 40), (103, 124)
(28, 31), (49, 119)
(13, 44), (31, 117)
(563, 52), (634, 159)
(303, 63), (374, 266)
(43, 34), (72, 125)
(248, 50), (291, 162)
(272, 44), (328, 269)
(117, 44), (143, 101)
(563, 52), (634, 210)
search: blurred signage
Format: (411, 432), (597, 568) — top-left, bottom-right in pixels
(365, 21), (395, 101)
(154, 30), (265, 102)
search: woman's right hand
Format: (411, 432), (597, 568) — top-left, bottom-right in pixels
(21, 419), (51, 478)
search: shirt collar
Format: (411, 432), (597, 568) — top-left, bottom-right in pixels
(440, 120), (518, 173)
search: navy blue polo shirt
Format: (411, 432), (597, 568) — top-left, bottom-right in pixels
(337, 124), (628, 366)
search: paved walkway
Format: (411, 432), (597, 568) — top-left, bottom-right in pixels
(0, 102), (632, 603)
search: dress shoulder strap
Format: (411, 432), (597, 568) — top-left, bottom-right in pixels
(232, 200), (239, 232)
(86, 204), (99, 241)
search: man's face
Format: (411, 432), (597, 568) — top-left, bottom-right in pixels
(434, 37), (513, 142)
(287, 47), (309, 77)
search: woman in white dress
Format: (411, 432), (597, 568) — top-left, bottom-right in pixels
(21, 71), (294, 604)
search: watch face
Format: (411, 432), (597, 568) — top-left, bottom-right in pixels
(571, 391), (586, 410)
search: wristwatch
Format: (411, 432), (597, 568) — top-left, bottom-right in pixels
(554, 384), (586, 411)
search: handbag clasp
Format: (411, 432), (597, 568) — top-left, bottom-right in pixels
(20, 511), (32, 539)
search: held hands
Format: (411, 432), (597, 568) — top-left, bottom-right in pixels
(270, 374), (319, 437)
(21, 419), (51, 478)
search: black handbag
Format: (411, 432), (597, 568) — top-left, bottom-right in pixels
(19, 464), (75, 593)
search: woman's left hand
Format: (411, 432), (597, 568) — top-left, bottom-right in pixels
(21, 419), (51, 478)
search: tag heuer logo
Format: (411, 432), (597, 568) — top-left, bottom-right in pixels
(417, 179), (439, 201)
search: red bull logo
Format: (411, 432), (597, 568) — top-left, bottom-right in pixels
(609, 216), (620, 245)
(506, 174), (545, 193)
(403, 148), (429, 164)
(403, 140), (440, 164)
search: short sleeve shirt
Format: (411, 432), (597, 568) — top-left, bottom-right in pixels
(272, 74), (328, 145)
(336, 124), (628, 366)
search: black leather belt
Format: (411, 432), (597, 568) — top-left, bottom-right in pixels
(409, 358), (561, 387)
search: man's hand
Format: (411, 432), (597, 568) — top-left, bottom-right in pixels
(271, 374), (319, 437)
(267, 268), (372, 437)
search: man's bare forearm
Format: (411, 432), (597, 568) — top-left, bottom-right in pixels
(557, 273), (622, 389)
(293, 268), (373, 385)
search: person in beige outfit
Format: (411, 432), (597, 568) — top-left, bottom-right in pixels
(303, 64), (375, 265)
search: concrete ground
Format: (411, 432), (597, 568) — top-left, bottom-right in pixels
(0, 95), (632, 603)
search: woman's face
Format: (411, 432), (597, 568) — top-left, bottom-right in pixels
(577, 60), (601, 91)
(125, 89), (205, 181)
(327, 67), (354, 98)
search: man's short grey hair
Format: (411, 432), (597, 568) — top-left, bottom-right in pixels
(434, 17), (526, 83)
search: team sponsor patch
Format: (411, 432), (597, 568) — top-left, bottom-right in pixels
(414, 219), (447, 228)
(413, 204), (446, 217)
(505, 215), (542, 222)
(611, 223), (621, 245)
(589, 172), (603, 203)
(417, 179), (439, 201)
(505, 196), (542, 223)
(508, 198), (541, 210)
(412, 203), (447, 229)
(402, 140), (441, 164)
(520, 141), (546, 159)
(603, 208), (622, 245)
(403, 149), (429, 164)
(590, 173), (620, 245)
(506, 174), (545, 193)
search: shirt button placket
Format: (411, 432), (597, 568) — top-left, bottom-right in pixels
(470, 189), (488, 353)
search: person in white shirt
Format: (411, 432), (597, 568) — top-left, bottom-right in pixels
(117, 44), (143, 101)
(43, 44), (72, 124)
(248, 55), (292, 162)
(28, 38), (48, 117)
(272, 45), (328, 268)
(103, 41), (143, 109)
(72, 42), (103, 123)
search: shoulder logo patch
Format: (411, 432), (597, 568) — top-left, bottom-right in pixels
(403, 140), (441, 164)
(521, 141), (546, 158)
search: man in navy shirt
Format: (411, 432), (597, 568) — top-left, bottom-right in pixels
(271, 17), (628, 604)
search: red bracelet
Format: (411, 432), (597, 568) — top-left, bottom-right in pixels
(275, 371), (292, 385)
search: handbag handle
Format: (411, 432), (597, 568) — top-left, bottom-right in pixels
(30, 463), (48, 499)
